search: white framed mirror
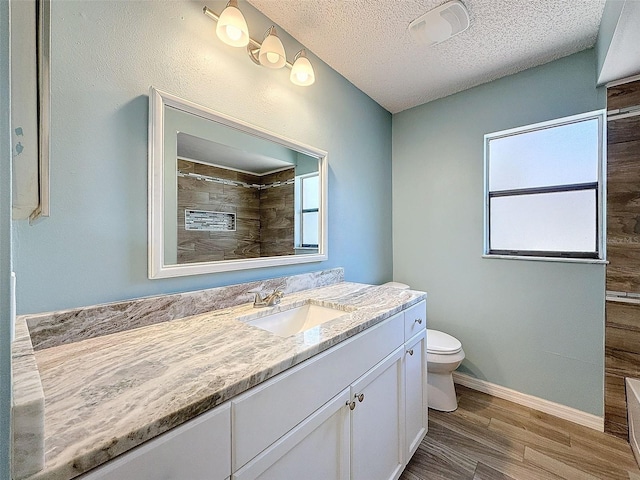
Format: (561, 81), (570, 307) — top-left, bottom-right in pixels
(148, 87), (328, 279)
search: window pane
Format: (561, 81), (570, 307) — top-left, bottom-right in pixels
(302, 211), (319, 246)
(490, 190), (596, 253)
(489, 118), (599, 191)
(302, 175), (319, 209)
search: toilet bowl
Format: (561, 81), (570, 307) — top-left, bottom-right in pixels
(427, 329), (465, 412)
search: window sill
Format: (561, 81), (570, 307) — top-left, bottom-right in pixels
(482, 254), (608, 265)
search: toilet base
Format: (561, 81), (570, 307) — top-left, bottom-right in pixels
(427, 371), (458, 412)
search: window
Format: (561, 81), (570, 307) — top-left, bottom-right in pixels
(484, 110), (605, 260)
(295, 173), (319, 248)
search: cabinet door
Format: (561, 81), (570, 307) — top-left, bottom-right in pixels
(233, 389), (350, 480)
(351, 347), (405, 480)
(80, 403), (231, 480)
(405, 330), (427, 459)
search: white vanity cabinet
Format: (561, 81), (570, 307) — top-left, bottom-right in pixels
(233, 300), (427, 480)
(78, 299), (427, 480)
(80, 402), (231, 480)
(233, 346), (406, 480)
(231, 311), (404, 478)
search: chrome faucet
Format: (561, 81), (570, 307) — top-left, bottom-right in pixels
(251, 286), (285, 308)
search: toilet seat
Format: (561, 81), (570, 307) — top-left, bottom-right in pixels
(427, 329), (462, 355)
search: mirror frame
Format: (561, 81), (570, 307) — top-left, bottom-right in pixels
(148, 87), (328, 279)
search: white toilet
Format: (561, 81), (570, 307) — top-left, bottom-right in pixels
(382, 281), (465, 412)
(426, 329), (465, 412)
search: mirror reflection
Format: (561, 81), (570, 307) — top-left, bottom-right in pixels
(174, 131), (319, 264)
(149, 87), (327, 278)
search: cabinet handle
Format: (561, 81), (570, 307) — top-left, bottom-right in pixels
(346, 400), (356, 410)
(407, 349), (414, 356)
(415, 318), (423, 325)
(355, 393), (365, 403)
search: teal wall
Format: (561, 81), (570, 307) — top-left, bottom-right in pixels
(392, 49), (607, 415)
(13, 0), (393, 314)
(1, 0), (12, 475)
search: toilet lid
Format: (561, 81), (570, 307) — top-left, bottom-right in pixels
(427, 329), (462, 354)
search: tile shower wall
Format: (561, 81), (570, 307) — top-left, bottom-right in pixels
(177, 160), (295, 263)
(177, 160), (261, 263)
(605, 79), (640, 438)
(260, 169), (295, 257)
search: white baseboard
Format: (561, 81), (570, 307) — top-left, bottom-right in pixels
(452, 372), (604, 432)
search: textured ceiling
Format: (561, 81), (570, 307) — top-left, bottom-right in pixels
(248, 0), (606, 113)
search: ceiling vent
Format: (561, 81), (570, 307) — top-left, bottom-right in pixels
(409, 1), (470, 47)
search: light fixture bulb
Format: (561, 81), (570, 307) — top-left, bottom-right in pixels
(290, 49), (315, 86)
(265, 52), (279, 64)
(216, 0), (249, 47)
(258, 26), (286, 69)
(225, 25), (242, 42)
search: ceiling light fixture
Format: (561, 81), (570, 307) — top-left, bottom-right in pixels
(215, 0), (249, 47)
(409, 0), (470, 47)
(203, 4), (315, 86)
(258, 26), (286, 69)
(290, 50), (315, 86)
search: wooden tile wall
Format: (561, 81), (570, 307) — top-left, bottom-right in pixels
(605, 79), (640, 439)
(176, 161), (295, 263)
(608, 81), (640, 111)
(259, 169), (295, 257)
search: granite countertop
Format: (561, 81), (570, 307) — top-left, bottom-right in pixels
(16, 280), (425, 480)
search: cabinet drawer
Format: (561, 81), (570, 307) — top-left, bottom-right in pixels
(80, 402), (231, 480)
(232, 312), (404, 471)
(404, 301), (426, 340)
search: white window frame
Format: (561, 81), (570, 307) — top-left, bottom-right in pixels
(483, 109), (607, 263)
(295, 172), (320, 248)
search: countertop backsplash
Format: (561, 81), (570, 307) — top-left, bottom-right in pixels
(25, 268), (345, 351)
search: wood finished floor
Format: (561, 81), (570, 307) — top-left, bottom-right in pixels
(401, 385), (640, 480)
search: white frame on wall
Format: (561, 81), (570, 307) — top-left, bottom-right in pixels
(148, 87), (328, 279)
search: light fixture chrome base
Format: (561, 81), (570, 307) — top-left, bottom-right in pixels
(247, 44), (261, 65)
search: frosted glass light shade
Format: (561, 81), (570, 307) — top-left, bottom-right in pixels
(290, 50), (315, 86)
(259, 27), (286, 69)
(216, 0), (249, 47)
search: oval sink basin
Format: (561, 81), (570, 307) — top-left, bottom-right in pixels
(242, 304), (348, 337)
